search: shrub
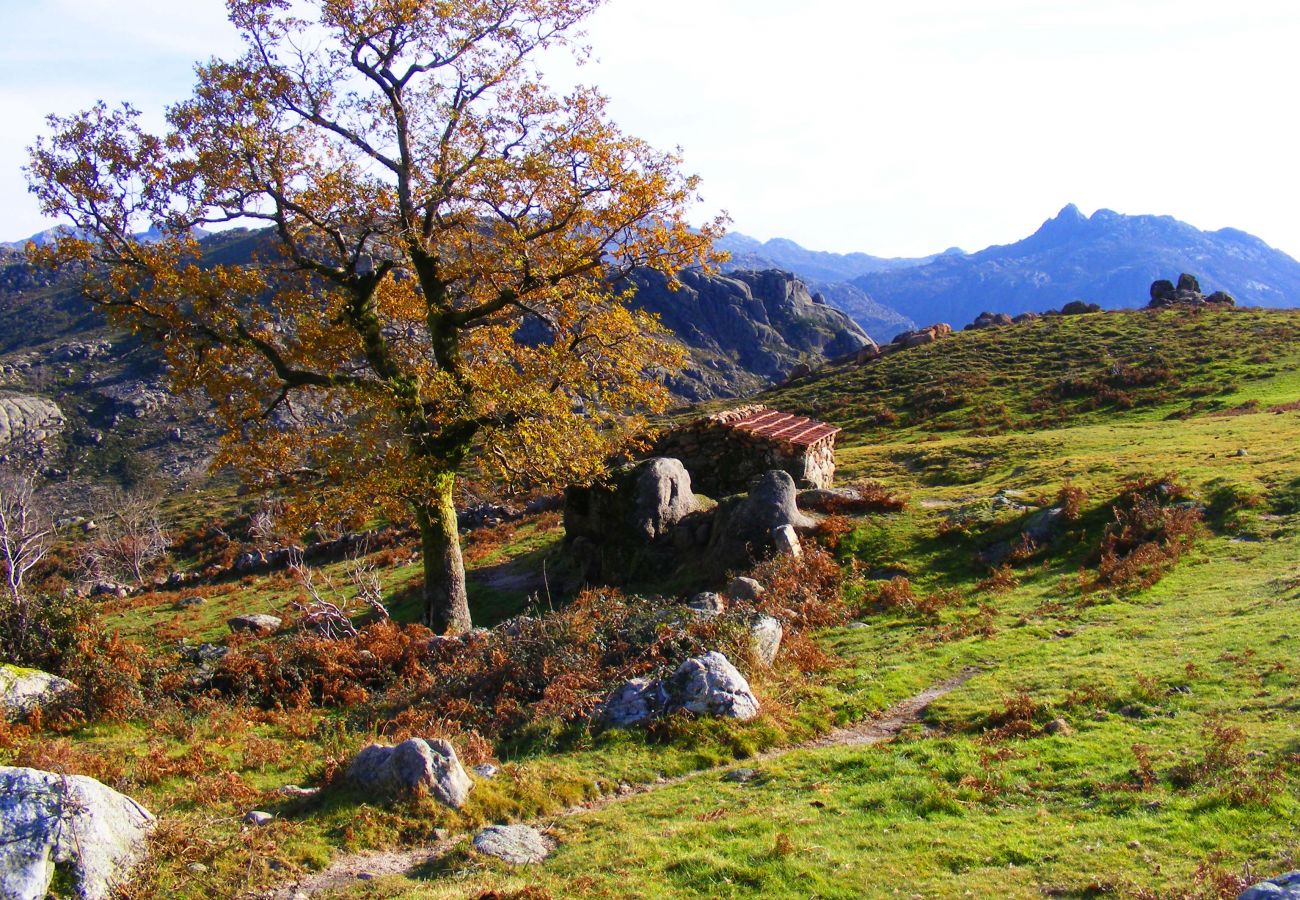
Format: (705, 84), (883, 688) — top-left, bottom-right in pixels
(1088, 475), (1203, 594)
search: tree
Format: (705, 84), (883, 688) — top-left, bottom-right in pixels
(0, 467), (52, 610)
(81, 488), (170, 588)
(27, 0), (721, 633)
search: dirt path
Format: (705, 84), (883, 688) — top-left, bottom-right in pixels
(272, 667), (979, 898)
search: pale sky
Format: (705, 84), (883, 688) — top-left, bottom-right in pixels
(3, 0), (1299, 258)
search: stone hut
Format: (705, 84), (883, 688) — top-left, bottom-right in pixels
(653, 405), (840, 497)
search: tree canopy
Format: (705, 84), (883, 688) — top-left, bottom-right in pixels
(27, 0), (722, 632)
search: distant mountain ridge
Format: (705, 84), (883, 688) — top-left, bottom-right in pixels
(850, 205), (1300, 327)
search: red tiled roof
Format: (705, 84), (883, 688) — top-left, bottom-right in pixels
(724, 408), (840, 448)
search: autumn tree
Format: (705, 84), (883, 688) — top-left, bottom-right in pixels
(27, 0), (721, 633)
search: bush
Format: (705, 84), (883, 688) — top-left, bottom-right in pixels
(1089, 475), (1203, 594)
(0, 591), (145, 722)
(206, 547), (848, 748)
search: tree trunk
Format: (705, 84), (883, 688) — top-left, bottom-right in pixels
(413, 477), (471, 635)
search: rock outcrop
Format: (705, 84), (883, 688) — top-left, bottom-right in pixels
(0, 396), (63, 453)
(0, 766), (155, 900)
(0, 665), (75, 720)
(600, 651), (761, 727)
(708, 471), (815, 570)
(624, 268), (874, 401)
(1148, 273), (1236, 309)
(346, 738), (472, 808)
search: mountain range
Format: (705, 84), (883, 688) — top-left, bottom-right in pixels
(722, 205), (1300, 339)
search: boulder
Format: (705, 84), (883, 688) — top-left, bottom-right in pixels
(1240, 872), (1300, 899)
(472, 824), (552, 865)
(797, 486), (863, 514)
(601, 652), (761, 727)
(1149, 280), (1177, 304)
(1060, 300), (1102, 315)
(599, 677), (667, 728)
(1206, 291), (1237, 306)
(346, 738), (472, 808)
(0, 664), (74, 720)
(686, 592), (725, 617)
(1177, 273), (1202, 294)
(663, 652), (761, 721)
(0, 766), (155, 900)
(967, 312), (1014, 330)
(748, 616), (784, 666)
(708, 471), (815, 568)
(772, 524), (802, 558)
(727, 577), (766, 602)
(228, 614), (282, 635)
(631, 458), (699, 542)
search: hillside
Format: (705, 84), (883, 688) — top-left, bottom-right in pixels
(853, 205), (1300, 327)
(0, 232), (870, 498)
(7, 306), (1300, 898)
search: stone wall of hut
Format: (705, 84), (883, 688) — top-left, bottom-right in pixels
(652, 405), (837, 497)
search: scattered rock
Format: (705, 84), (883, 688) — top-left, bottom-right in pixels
(771, 524), (802, 558)
(227, 614), (282, 635)
(600, 652), (761, 727)
(722, 767), (762, 784)
(0, 664), (75, 720)
(966, 311), (1014, 330)
(187, 862), (209, 874)
(472, 764), (499, 779)
(90, 581), (131, 599)
(1148, 273), (1236, 309)
(175, 596), (206, 610)
(1043, 718), (1074, 737)
(277, 785), (319, 799)
(1240, 871), (1300, 899)
(0, 766), (155, 900)
(599, 678), (666, 728)
(728, 577), (766, 602)
(1059, 300), (1101, 315)
(892, 323), (953, 349)
(472, 824), (552, 865)
(243, 811), (273, 827)
(686, 592), (725, 617)
(847, 622), (870, 630)
(747, 615), (783, 666)
(663, 651), (761, 721)
(796, 486), (863, 514)
(346, 738), (472, 808)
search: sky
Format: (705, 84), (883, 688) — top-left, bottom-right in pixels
(2, 0), (1299, 258)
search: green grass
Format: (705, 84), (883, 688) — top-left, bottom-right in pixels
(13, 306), (1300, 899)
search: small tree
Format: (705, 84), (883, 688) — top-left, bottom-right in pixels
(28, 0), (720, 633)
(81, 489), (170, 588)
(0, 467), (52, 621)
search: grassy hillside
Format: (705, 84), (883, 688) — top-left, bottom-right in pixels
(6, 306), (1300, 899)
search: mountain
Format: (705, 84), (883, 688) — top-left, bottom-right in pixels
(716, 233), (946, 283)
(851, 204), (1300, 327)
(627, 268), (873, 401)
(0, 230), (871, 496)
(715, 234), (928, 341)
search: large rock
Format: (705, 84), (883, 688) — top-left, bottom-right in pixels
(664, 652), (761, 721)
(748, 616), (784, 667)
(346, 738), (472, 808)
(631, 458), (699, 542)
(563, 457), (700, 582)
(1240, 872), (1300, 898)
(0, 766), (155, 900)
(0, 396), (64, 452)
(599, 678), (667, 728)
(227, 614), (282, 635)
(472, 825), (552, 865)
(600, 652), (761, 727)
(0, 665), (75, 720)
(708, 471), (814, 569)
